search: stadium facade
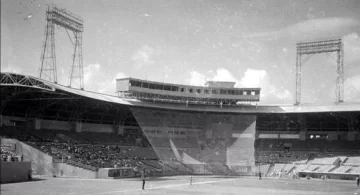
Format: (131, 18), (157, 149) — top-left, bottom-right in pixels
(1, 72), (360, 180)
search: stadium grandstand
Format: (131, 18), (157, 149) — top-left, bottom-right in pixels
(1, 72), (360, 181)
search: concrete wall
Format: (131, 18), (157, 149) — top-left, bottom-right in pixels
(97, 168), (135, 179)
(52, 163), (97, 178)
(1, 162), (31, 183)
(300, 172), (360, 180)
(41, 120), (71, 131)
(1, 115), (26, 125)
(81, 123), (114, 133)
(17, 141), (54, 175)
(1, 138), (54, 175)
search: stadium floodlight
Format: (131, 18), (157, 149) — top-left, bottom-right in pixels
(295, 38), (344, 105)
(39, 4), (84, 90)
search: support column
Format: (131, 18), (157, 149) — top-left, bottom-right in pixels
(348, 132), (356, 141)
(295, 53), (301, 105)
(75, 121), (82, 133)
(299, 114), (307, 140)
(117, 125), (124, 135)
(34, 118), (41, 130)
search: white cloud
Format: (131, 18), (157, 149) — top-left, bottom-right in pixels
(187, 68), (239, 86)
(241, 17), (359, 40)
(344, 75), (360, 101)
(82, 63), (127, 95)
(84, 64), (101, 84)
(240, 69), (292, 103)
(114, 72), (127, 80)
(212, 68), (239, 83)
(98, 72), (128, 94)
(188, 71), (207, 86)
(1, 65), (23, 74)
(342, 32), (360, 65)
(187, 68), (292, 104)
(131, 45), (155, 69)
(239, 69), (267, 88)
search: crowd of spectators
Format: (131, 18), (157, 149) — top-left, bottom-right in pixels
(1, 148), (21, 162)
(27, 140), (160, 172)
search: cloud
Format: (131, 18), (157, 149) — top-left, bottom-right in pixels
(187, 68), (239, 86)
(187, 68), (292, 104)
(342, 32), (360, 66)
(98, 72), (128, 95)
(239, 69), (267, 88)
(241, 17), (359, 40)
(344, 75), (360, 101)
(131, 45), (155, 69)
(82, 63), (127, 95)
(1, 65), (23, 74)
(240, 69), (292, 103)
(84, 64), (101, 84)
(212, 68), (239, 83)
(188, 71), (207, 86)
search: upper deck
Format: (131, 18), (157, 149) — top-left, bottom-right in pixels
(116, 77), (261, 105)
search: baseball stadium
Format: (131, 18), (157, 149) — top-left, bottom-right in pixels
(1, 2), (360, 195)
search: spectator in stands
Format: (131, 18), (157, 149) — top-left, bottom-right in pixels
(357, 175), (359, 187)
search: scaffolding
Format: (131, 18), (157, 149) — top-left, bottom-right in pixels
(39, 4), (84, 90)
(295, 38), (344, 105)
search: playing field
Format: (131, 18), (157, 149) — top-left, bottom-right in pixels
(1, 175), (360, 195)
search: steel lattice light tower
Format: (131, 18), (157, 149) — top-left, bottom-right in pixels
(295, 38), (344, 105)
(40, 4), (84, 90)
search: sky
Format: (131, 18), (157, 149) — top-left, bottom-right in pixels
(1, 0), (360, 104)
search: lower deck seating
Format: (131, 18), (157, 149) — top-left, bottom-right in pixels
(268, 164), (286, 176)
(163, 161), (192, 173)
(349, 166), (360, 174)
(205, 164), (232, 175)
(294, 164), (308, 172)
(331, 166), (352, 173)
(282, 164), (295, 173)
(252, 164), (270, 175)
(343, 157), (360, 166)
(315, 165), (335, 173)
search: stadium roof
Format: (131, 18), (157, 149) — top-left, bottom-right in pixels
(1, 72), (131, 105)
(1, 72), (360, 114)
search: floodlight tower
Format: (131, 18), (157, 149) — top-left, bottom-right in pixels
(40, 4), (84, 90)
(295, 38), (344, 105)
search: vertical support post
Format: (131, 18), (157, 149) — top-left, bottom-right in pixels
(295, 53), (301, 105)
(69, 31), (84, 89)
(337, 41), (344, 103)
(40, 5), (57, 83)
(50, 19), (57, 83)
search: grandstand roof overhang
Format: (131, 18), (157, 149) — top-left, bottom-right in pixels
(127, 100), (360, 114)
(1, 72), (360, 115)
(0, 72), (134, 124)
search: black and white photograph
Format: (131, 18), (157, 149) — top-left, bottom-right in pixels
(1, 0), (360, 194)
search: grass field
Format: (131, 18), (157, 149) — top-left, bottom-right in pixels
(1, 175), (360, 195)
